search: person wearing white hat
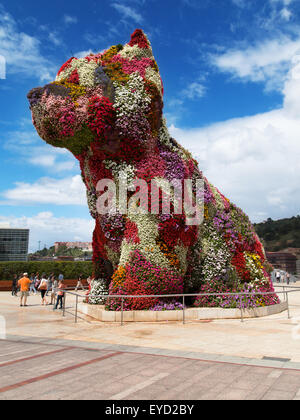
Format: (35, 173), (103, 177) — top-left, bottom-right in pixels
(18, 273), (31, 307)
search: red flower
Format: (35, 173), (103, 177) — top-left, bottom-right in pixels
(128, 29), (150, 49)
(87, 96), (116, 142)
(92, 219), (108, 265)
(87, 153), (113, 186)
(253, 235), (265, 262)
(231, 249), (251, 282)
(111, 138), (145, 162)
(158, 215), (198, 249)
(124, 221), (140, 244)
(68, 69), (79, 84)
(57, 57), (77, 76)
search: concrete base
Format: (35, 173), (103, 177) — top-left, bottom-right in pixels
(77, 301), (288, 322)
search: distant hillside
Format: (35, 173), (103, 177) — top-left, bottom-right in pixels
(254, 216), (300, 252)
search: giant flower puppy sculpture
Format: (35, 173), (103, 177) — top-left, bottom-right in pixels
(28, 29), (278, 310)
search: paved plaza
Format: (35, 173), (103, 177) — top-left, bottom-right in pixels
(0, 284), (300, 400)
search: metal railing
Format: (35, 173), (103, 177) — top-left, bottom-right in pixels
(59, 284), (300, 325)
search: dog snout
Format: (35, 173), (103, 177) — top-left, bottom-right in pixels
(43, 83), (70, 98)
(27, 86), (44, 108)
(27, 83), (71, 109)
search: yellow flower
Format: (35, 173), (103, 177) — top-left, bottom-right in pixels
(52, 80), (86, 103)
(204, 205), (209, 220)
(112, 265), (126, 287)
(101, 45), (121, 63)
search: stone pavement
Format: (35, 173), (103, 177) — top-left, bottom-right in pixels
(0, 284), (300, 400)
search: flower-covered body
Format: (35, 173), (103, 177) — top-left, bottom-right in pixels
(28, 29), (278, 309)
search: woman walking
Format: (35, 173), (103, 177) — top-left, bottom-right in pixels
(34, 273), (40, 290)
(29, 273), (37, 295)
(12, 274), (18, 296)
(38, 274), (48, 306)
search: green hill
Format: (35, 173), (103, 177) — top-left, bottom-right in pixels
(254, 216), (300, 252)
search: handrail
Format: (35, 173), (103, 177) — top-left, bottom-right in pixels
(60, 285), (300, 325)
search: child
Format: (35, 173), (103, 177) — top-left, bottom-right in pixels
(51, 278), (58, 305)
(54, 279), (65, 310)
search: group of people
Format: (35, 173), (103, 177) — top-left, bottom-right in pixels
(274, 270), (291, 284)
(12, 272), (66, 310)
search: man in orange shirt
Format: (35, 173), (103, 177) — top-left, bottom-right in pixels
(18, 273), (31, 307)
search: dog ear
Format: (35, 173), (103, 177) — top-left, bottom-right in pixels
(120, 29), (154, 59)
(128, 29), (152, 49)
(119, 29), (164, 97)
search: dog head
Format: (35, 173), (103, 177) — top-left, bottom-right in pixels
(27, 29), (164, 158)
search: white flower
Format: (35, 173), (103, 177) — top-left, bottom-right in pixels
(56, 58), (98, 88)
(145, 66), (163, 97)
(119, 44), (154, 61)
(89, 279), (109, 305)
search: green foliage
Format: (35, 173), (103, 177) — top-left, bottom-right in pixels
(31, 245), (92, 259)
(254, 215), (300, 251)
(0, 261), (93, 280)
(64, 125), (94, 155)
(45, 125), (94, 156)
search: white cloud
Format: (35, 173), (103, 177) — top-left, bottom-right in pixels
(48, 31), (62, 46)
(0, 53), (5, 79)
(181, 81), (206, 100)
(280, 7), (292, 20)
(63, 15), (78, 25)
(2, 175), (86, 206)
(3, 127), (76, 173)
(0, 5), (55, 81)
(259, 0), (295, 27)
(111, 3), (144, 24)
(0, 212), (93, 252)
(29, 155), (56, 168)
(74, 49), (96, 59)
(211, 35), (300, 92)
(28, 154), (75, 172)
(231, 0), (248, 7)
(270, 0), (293, 6)
(169, 53), (300, 222)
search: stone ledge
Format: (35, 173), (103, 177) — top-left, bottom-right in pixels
(77, 300), (288, 322)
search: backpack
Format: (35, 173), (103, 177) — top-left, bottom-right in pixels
(39, 280), (47, 290)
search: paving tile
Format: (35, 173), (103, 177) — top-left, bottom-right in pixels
(244, 385), (271, 400)
(168, 387), (206, 400)
(230, 378), (264, 391)
(197, 383), (230, 400)
(118, 384), (168, 400)
(271, 377), (300, 392)
(217, 387), (252, 400)
(262, 390), (297, 400)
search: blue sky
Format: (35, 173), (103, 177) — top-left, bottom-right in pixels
(0, 0), (300, 251)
